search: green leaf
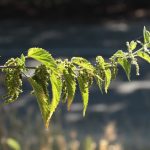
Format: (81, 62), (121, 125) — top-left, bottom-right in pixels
(21, 54), (25, 63)
(143, 26), (150, 46)
(71, 57), (95, 72)
(61, 81), (68, 103)
(95, 56), (106, 93)
(2, 58), (23, 105)
(6, 138), (21, 150)
(96, 56), (105, 69)
(104, 69), (111, 93)
(63, 67), (76, 110)
(137, 51), (150, 63)
(118, 58), (131, 80)
(129, 41), (137, 51)
(111, 65), (118, 80)
(28, 48), (57, 71)
(78, 71), (89, 116)
(28, 78), (50, 128)
(110, 50), (126, 63)
(49, 72), (62, 120)
(95, 75), (103, 94)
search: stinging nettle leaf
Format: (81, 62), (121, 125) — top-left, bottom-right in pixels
(61, 80), (68, 103)
(28, 48), (57, 71)
(63, 68), (76, 110)
(143, 26), (150, 47)
(28, 78), (50, 128)
(137, 51), (150, 63)
(96, 56), (105, 68)
(49, 72), (62, 120)
(95, 75), (103, 94)
(110, 50), (125, 61)
(111, 65), (118, 80)
(95, 56), (106, 93)
(104, 69), (111, 93)
(129, 41), (137, 51)
(118, 58), (131, 81)
(21, 54), (25, 64)
(78, 72), (89, 116)
(71, 57), (95, 72)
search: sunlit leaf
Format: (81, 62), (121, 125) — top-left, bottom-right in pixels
(71, 57), (95, 72)
(28, 78), (50, 128)
(143, 26), (150, 47)
(137, 51), (150, 63)
(96, 56), (105, 68)
(28, 48), (57, 71)
(95, 75), (103, 94)
(118, 58), (131, 80)
(129, 41), (137, 51)
(104, 69), (111, 93)
(49, 72), (62, 120)
(78, 71), (89, 116)
(63, 67), (76, 110)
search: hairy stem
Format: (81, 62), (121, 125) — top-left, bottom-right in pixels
(0, 66), (36, 69)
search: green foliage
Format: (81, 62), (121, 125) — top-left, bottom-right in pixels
(5, 138), (21, 150)
(62, 62), (76, 110)
(71, 57), (95, 72)
(137, 51), (150, 63)
(28, 47), (57, 71)
(49, 72), (62, 121)
(126, 41), (137, 51)
(117, 58), (131, 80)
(95, 56), (111, 93)
(1, 57), (24, 104)
(0, 27), (150, 128)
(78, 70), (90, 116)
(143, 26), (150, 47)
(28, 65), (51, 128)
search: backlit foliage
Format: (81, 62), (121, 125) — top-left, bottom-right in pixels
(0, 27), (150, 128)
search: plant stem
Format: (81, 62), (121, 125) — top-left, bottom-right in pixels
(0, 66), (36, 69)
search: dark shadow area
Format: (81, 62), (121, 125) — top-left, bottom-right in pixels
(0, 0), (150, 21)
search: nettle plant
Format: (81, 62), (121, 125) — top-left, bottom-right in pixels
(1, 27), (150, 128)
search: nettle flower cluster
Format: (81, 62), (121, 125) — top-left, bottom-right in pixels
(0, 27), (150, 128)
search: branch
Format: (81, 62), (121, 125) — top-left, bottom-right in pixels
(0, 66), (36, 69)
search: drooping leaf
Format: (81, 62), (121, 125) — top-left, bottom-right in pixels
(49, 72), (62, 120)
(63, 67), (76, 110)
(137, 51), (150, 63)
(95, 75), (103, 93)
(95, 56), (105, 93)
(28, 78), (50, 128)
(77, 71), (89, 116)
(117, 58), (131, 80)
(28, 48), (57, 71)
(33, 65), (49, 96)
(111, 65), (118, 80)
(61, 80), (68, 103)
(104, 69), (111, 93)
(95, 56), (111, 93)
(71, 57), (95, 72)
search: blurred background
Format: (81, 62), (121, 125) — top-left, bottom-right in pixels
(0, 0), (150, 149)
